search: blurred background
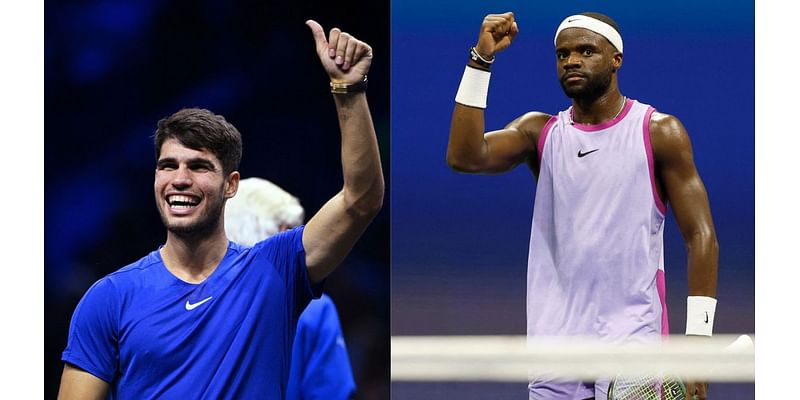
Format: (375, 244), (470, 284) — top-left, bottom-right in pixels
(391, 0), (754, 399)
(43, 0), (757, 397)
(44, 1), (388, 398)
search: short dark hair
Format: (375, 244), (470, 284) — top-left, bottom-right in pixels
(579, 12), (621, 35)
(154, 108), (243, 174)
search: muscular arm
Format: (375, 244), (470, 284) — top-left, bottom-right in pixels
(302, 21), (384, 284)
(650, 112), (718, 297)
(58, 364), (109, 400)
(447, 108), (548, 174)
(446, 12), (549, 174)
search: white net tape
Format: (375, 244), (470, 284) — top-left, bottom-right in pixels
(391, 334), (754, 382)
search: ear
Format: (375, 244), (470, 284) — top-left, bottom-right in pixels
(612, 52), (623, 71)
(224, 171), (240, 199)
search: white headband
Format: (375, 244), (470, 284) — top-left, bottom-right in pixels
(554, 15), (623, 53)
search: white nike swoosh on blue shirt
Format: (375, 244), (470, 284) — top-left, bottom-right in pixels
(185, 296), (213, 311)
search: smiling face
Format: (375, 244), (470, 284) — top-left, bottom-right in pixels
(154, 138), (239, 238)
(555, 27), (622, 100)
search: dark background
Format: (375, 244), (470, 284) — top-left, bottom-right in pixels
(391, 0), (754, 399)
(44, 1), (389, 398)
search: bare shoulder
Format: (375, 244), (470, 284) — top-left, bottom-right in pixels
(649, 111), (692, 160)
(506, 111), (554, 144)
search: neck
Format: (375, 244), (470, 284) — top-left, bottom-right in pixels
(570, 87), (625, 125)
(161, 224), (229, 284)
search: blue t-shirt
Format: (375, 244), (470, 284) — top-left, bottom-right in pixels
(62, 226), (319, 399)
(287, 294), (356, 400)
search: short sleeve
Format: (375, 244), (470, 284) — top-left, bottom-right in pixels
(253, 226), (322, 318)
(61, 277), (120, 383)
(291, 295), (356, 400)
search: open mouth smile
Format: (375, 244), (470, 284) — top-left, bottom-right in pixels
(167, 194), (201, 210)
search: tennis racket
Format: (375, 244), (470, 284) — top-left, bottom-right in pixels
(607, 374), (687, 400)
(608, 334), (752, 399)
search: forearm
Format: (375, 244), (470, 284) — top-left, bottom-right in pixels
(684, 231), (718, 379)
(332, 92), (384, 217)
(686, 229), (719, 297)
(447, 104), (490, 172)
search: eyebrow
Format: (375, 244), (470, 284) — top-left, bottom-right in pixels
(556, 42), (601, 52)
(157, 157), (218, 170)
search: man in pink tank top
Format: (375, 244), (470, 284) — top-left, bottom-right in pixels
(447, 12), (718, 400)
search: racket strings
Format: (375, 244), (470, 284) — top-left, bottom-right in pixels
(610, 376), (685, 400)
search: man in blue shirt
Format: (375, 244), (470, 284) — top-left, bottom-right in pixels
(58, 20), (382, 399)
(224, 177), (357, 400)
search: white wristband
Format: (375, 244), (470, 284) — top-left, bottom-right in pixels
(686, 296), (717, 336)
(455, 66), (491, 109)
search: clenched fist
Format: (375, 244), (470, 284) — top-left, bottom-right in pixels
(475, 12), (519, 61)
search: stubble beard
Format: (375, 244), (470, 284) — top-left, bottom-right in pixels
(158, 193), (226, 240)
(560, 66), (613, 102)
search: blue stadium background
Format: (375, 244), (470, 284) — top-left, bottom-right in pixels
(44, 1), (389, 398)
(391, 1), (754, 399)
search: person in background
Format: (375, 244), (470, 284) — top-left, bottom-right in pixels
(225, 177), (356, 400)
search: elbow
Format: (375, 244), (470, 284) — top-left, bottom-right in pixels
(696, 230), (718, 251)
(446, 145), (466, 171)
(446, 152), (481, 173)
(447, 141), (499, 173)
(363, 185), (385, 217)
(687, 230), (719, 255)
(353, 195), (383, 220)
(446, 154), (466, 171)
(346, 177), (384, 219)
(710, 236), (719, 256)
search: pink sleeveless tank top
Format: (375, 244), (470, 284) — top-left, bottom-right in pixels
(526, 98), (669, 343)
